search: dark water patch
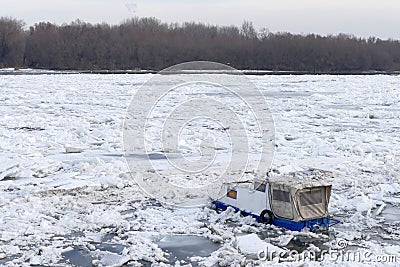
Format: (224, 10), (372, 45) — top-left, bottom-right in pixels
(137, 259), (152, 266)
(157, 235), (220, 264)
(257, 226), (330, 253)
(286, 234), (330, 253)
(141, 198), (164, 208)
(147, 153), (168, 160)
(120, 208), (136, 216)
(64, 231), (85, 240)
(101, 233), (117, 242)
(9, 126), (46, 131)
(122, 153), (172, 160)
(62, 246), (92, 267)
(0, 254), (21, 266)
(101, 153), (125, 157)
(61, 242), (126, 267)
(94, 242), (125, 254)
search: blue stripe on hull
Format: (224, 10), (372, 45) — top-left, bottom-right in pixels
(212, 200), (331, 232)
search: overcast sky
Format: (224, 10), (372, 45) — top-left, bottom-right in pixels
(3, 0), (400, 39)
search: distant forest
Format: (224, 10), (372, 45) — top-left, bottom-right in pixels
(1, 16), (400, 72)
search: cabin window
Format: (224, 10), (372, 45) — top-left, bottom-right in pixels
(271, 188), (293, 219)
(254, 182), (266, 192)
(272, 189), (290, 203)
(227, 189), (237, 199)
(300, 188), (323, 206)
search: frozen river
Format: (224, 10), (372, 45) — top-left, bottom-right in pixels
(0, 73), (399, 266)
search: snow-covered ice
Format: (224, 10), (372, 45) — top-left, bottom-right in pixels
(0, 73), (399, 266)
(235, 233), (284, 256)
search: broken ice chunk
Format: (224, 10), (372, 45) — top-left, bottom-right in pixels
(235, 233), (284, 257)
(0, 160), (20, 180)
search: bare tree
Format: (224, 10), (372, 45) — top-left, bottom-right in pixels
(2, 16), (400, 71)
(0, 17), (25, 67)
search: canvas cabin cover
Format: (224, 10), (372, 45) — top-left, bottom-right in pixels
(269, 178), (331, 222)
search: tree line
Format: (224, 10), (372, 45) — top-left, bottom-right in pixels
(1, 16), (400, 72)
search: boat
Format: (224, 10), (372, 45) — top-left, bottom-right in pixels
(212, 176), (339, 232)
